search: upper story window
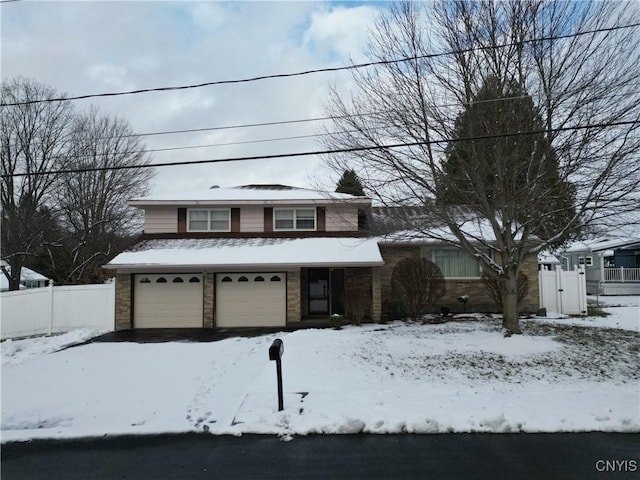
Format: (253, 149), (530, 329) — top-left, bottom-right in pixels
(274, 208), (316, 231)
(188, 209), (230, 232)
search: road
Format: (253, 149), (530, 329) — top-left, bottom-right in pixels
(2, 433), (638, 479)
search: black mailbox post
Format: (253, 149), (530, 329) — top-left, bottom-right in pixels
(269, 339), (284, 411)
(457, 295), (469, 313)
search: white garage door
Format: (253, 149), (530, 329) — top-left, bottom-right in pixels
(134, 274), (204, 328)
(216, 273), (286, 327)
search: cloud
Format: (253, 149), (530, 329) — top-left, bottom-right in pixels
(1, 1), (381, 195)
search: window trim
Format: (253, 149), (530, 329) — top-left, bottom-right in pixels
(187, 208), (231, 232)
(578, 255), (593, 267)
(273, 208), (317, 231)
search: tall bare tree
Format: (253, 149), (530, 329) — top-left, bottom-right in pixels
(1, 78), (73, 290)
(47, 107), (154, 283)
(2, 78), (154, 288)
(323, 1), (640, 333)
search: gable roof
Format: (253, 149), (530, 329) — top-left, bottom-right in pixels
(128, 184), (371, 206)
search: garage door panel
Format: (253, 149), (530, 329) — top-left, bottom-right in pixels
(216, 273), (286, 327)
(134, 274), (203, 328)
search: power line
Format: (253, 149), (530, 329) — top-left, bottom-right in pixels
(3, 120), (637, 178)
(78, 87), (640, 143)
(2, 22), (639, 107)
(55, 129), (361, 160)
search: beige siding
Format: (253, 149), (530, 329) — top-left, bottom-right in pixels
(240, 206), (264, 232)
(325, 205), (359, 232)
(143, 207), (178, 233)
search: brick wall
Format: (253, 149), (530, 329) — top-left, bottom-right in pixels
(379, 245), (540, 314)
(203, 273), (214, 328)
(346, 266), (382, 322)
(114, 273), (132, 330)
(287, 270), (301, 323)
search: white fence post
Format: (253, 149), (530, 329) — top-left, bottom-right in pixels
(48, 280), (54, 335)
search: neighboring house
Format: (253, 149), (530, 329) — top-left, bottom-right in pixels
(106, 184), (541, 330)
(560, 237), (640, 295)
(0, 265), (50, 291)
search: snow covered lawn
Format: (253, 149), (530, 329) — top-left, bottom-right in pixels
(2, 297), (638, 442)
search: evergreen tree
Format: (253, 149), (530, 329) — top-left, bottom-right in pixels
(439, 76), (576, 246)
(335, 169), (366, 196)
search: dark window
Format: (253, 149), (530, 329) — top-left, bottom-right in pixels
(254, 276), (265, 282)
(238, 276), (249, 282)
(139, 277), (151, 284)
(270, 275), (282, 282)
(156, 277), (167, 283)
(221, 276), (233, 283)
(189, 277), (201, 283)
(173, 277), (184, 283)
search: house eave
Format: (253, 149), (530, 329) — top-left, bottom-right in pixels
(105, 261), (385, 272)
(128, 198), (372, 208)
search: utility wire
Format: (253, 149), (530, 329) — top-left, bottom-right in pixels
(127, 89), (638, 139)
(3, 120), (637, 178)
(53, 129), (361, 160)
(2, 22), (639, 107)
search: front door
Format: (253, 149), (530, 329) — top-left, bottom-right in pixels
(307, 268), (345, 316)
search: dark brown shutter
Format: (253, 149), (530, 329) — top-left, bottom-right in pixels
(317, 207), (326, 232)
(264, 207), (273, 232)
(177, 208), (187, 233)
(231, 208), (241, 232)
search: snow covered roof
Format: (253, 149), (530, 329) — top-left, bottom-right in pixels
(0, 266), (49, 290)
(538, 252), (560, 265)
(377, 218), (510, 245)
(129, 184), (371, 206)
(563, 237), (640, 254)
(105, 237), (384, 270)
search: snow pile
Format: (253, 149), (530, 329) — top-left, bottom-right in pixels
(1, 298), (638, 442)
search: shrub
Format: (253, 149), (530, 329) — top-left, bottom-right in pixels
(328, 314), (344, 329)
(481, 271), (529, 310)
(391, 257), (446, 321)
(344, 288), (371, 326)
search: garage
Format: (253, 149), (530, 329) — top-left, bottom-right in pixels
(216, 273), (286, 327)
(134, 274), (204, 328)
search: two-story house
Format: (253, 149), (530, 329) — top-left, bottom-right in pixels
(106, 184), (542, 330)
(106, 184), (383, 329)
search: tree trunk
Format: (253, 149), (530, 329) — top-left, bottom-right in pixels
(501, 271), (522, 335)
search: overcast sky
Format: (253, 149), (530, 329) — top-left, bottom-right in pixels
(1, 0), (382, 195)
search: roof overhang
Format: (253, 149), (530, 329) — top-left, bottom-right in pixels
(105, 237), (384, 271)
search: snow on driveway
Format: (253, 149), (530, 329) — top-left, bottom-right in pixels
(2, 297), (638, 442)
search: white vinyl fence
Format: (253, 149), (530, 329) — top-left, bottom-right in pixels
(1, 282), (115, 340)
(538, 266), (588, 316)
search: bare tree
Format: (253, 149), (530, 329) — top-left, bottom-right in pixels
(323, 1), (640, 334)
(2, 78), (154, 287)
(49, 107), (154, 284)
(1, 78), (73, 290)
(391, 257), (446, 321)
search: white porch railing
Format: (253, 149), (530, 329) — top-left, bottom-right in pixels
(603, 267), (640, 283)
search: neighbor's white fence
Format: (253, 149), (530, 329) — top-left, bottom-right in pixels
(0, 282), (115, 340)
(539, 266), (588, 315)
